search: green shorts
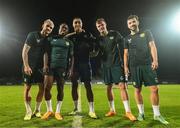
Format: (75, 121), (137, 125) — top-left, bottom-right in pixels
(130, 65), (158, 88)
(47, 68), (66, 79)
(23, 68), (43, 84)
(103, 65), (125, 85)
(71, 63), (92, 82)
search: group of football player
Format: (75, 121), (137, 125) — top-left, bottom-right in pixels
(22, 15), (169, 125)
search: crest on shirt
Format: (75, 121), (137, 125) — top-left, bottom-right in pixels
(62, 72), (66, 77)
(120, 76), (124, 80)
(24, 78), (27, 82)
(127, 38), (132, 43)
(109, 36), (114, 40)
(36, 39), (41, 43)
(66, 41), (70, 46)
(53, 39), (57, 42)
(155, 77), (158, 83)
(140, 33), (145, 37)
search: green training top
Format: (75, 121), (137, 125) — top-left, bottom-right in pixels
(25, 31), (48, 68)
(48, 35), (73, 69)
(97, 30), (124, 68)
(124, 30), (154, 67)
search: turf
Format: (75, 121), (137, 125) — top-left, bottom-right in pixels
(0, 84), (179, 127)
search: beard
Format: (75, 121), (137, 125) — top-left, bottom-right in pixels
(130, 25), (138, 31)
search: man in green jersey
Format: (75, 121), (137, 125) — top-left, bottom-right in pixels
(124, 15), (169, 125)
(95, 18), (136, 121)
(22, 19), (54, 120)
(41, 23), (74, 120)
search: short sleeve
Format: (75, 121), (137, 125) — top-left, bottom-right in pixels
(25, 32), (35, 46)
(146, 30), (154, 43)
(124, 37), (129, 49)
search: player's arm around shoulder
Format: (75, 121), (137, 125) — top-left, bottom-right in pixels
(65, 32), (76, 38)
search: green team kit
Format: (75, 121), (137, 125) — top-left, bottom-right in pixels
(97, 30), (125, 85)
(46, 35), (73, 78)
(23, 31), (48, 84)
(124, 30), (158, 87)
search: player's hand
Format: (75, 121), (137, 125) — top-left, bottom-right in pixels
(24, 66), (32, 76)
(89, 50), (99, 58)
(68, 68), (73, 78)
(43, 65), (49, 73)
(151, 61), (158, 70)
(124, 66), (129, 76)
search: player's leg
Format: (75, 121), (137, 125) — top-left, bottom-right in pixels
(24, 83), (33, 120)
(29, 69), (44, 118)
(69, 71), (79, 114)
(105, 84), (117, 117)
(111, 66), (135, 119)
(149, 86), (168, 124)
(41, 74), (54, 120)
(118, 82), (136, 121)
(129, 66), (145, 121)
(23, 71), (34, 120)
(80, 63), (97, 118)
(102, 67), (116, 117)
(149, 86), (160, 116)
(32, 82), (44, 118)
(84, 81), (97, 118)
(55, 77), (64, 120)
(143, 65), (168, 124)
(134, 87), (145, 121)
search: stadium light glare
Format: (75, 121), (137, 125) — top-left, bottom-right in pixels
(172, 11), (180, 33)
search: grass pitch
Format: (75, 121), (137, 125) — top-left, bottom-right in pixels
(0, 84), (180, 127)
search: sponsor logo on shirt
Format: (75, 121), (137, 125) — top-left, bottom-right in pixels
(127, 38), (132, 43)
(36, 39), (41, 43)
(24, 78), (27, 82)
(109, 36), (114, 40)
(53, 39), (57, 41)
(155, 77), (158, 83)
(62, 72), (66, 77)
(66, 41), (70, 46)
(140, 33), (145, 37)
(120, 76), (124, 80)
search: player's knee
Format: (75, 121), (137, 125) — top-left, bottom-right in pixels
(150, 86), (158, 93)
(72, 82), (78, 89)
(119, 83), (126, 90)
(107, 85), (113, 90)
(38, 88), (44, 95)
(25, 85), (31, 92)
(84, 82), (91, 89)
(38, 85), (44, 91)
(135, 88), (141, 94)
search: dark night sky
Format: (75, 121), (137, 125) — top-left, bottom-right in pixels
(0, 0), (180, 81)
